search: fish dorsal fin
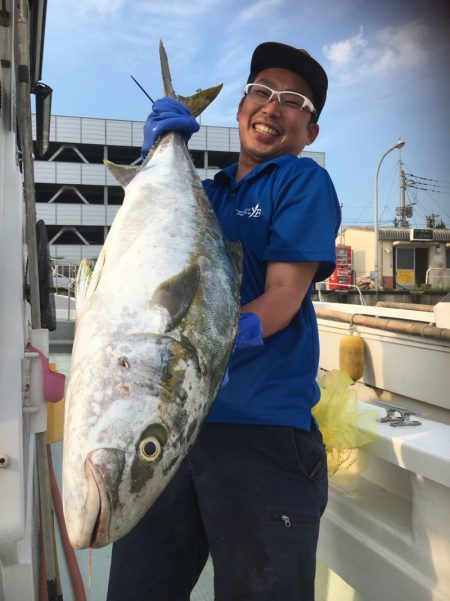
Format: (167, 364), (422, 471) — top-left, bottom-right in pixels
(104, 160), (140, 188)
(159, 40), (222, 118)
(75, 252), (106, 314)
(150, 262), (200, 332)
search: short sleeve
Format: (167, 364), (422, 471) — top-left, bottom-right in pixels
(262, 160), (341, 282)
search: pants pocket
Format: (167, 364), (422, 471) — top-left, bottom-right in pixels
(257, 504), (320, 600)
(289, 427), (327, 481)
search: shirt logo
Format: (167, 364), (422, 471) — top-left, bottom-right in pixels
(236, 203), (262, 218)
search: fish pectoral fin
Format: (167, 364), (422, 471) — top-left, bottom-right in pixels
(76, 251), (106, 313)
(75, 258), (93, 313)
(104, 160), (140, 187)
(150, 263), (201, 332)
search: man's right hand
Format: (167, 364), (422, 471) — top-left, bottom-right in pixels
(141, 97), (200, 160)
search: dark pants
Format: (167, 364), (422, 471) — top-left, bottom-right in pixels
(107, 422), (328, 601)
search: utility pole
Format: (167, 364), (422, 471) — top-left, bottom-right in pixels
(395, 159), (412, 227)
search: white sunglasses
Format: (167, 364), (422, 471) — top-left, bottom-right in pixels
(244, 83), (316, 116)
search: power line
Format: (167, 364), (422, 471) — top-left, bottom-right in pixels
(404, 172), (440, 183)
(403, 167), (450, 193)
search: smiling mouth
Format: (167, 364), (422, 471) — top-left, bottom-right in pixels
(253, 123), (279, 137)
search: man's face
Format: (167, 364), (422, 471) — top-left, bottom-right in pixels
(236, 67), (319, 176)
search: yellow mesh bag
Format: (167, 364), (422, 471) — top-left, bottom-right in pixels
(313, 370), (377, 476)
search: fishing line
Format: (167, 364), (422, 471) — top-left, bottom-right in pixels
(130, 75), (155, 104)
(89, 547), (93, 589)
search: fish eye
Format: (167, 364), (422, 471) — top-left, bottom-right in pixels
(138, 436), (162, 462)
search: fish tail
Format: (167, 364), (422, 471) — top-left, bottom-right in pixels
(159, 40), (222, 118)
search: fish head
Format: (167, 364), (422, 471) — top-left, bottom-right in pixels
(63, 332), (204, 548)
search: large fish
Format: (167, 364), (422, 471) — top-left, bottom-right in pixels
(62, 42), (241, 549)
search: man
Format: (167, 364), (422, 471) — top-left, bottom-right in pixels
(107, 41), (340, 601)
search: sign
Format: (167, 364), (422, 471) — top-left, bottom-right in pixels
(410, 228), (433, 241)
(396, 269), (415, 284)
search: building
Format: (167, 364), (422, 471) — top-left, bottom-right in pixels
(341, 226), (450, 289)
(33, 114), (325, 267)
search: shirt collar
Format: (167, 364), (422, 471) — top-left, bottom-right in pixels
(214, 154), (296, 185)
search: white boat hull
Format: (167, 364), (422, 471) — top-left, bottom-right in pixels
(315, 301), (450, 601)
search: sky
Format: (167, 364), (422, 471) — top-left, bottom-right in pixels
(41, 0), (450, 229)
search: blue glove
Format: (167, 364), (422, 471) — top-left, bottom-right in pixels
(141, 97), (200, 160)
(233, 312), (264, 350)
(222, 313), (263, 386)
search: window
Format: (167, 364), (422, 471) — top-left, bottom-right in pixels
(396, 247), (414, 269)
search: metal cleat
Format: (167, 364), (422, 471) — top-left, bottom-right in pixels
(378, 403), (422, 427)
(389, 411), (422, 427)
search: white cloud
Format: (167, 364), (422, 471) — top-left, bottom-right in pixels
(373, 21), (428, 74)
(323, 20), (431, 85)
(235, 0), (283, 24)
(51, 0), (125, 17)
(52, 0), (219, 18)
(134, 0), (222, 19)
(324, 28), (367, 68)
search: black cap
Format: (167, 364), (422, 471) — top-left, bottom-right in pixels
(248, 42), (328, 121)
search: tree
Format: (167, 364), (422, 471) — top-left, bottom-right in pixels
(426, 214), (446, 229)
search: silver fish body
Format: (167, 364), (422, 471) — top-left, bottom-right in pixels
(62, 129), (241, 549)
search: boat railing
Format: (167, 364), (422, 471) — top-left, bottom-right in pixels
(51, 259), (77, 291)
(425, 267), (450, 289)
(315, 282), (367, 305)
(52, 259), (77, 320)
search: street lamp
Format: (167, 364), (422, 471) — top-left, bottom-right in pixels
(374, 138), (406, 293)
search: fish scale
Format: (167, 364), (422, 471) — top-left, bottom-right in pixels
(62, 43), (241, 549)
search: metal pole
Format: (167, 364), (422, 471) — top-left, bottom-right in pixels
(17, 3), (59, 599)
(17, 1), (41, 328)
(374, 139), (405, 294)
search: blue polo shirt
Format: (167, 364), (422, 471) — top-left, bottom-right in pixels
(203, 155), (341, 431)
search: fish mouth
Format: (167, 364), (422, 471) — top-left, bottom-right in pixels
(85, 448), (126, 548)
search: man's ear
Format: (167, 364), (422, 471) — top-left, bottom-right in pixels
(306, 122), (319, 146)
(236, 97), (245, 122)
